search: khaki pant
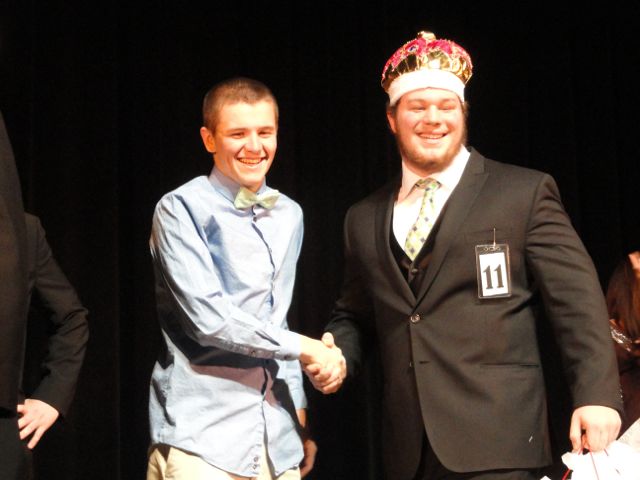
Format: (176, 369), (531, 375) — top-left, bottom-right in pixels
(146, 444), (300, 480)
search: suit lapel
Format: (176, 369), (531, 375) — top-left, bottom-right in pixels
(374, 178), (416, 306)
(414, 150), (488, 305)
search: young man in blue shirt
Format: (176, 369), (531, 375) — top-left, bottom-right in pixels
(147, 77), (344, 480)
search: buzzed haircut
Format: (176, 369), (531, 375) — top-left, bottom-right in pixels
(202, 77), (279, 131)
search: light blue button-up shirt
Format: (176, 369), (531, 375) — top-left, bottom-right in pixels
(148, 167), (306, 477)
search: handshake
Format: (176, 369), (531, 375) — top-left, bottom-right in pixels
(300, 333), (347, 394)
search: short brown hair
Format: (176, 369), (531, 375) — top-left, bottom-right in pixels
(202, 77), (279, 131)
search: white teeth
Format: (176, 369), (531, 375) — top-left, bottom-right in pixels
(238, 158), (263, 165)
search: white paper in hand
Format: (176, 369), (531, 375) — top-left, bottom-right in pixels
(560, 441), (640, 480)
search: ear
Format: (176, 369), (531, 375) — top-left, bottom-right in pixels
(200, 127), (216, 154)
(386, 108), (397, 134)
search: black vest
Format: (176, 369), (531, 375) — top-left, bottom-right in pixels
(389, 206), (446, 296)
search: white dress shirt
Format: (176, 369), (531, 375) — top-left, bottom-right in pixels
(393, 147), (470, 248)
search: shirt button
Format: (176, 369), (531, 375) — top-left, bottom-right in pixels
(253, 456), (260, 462)
(410, 314), (421, 323)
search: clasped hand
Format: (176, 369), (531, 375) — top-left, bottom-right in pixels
(300, 333), (346, 394)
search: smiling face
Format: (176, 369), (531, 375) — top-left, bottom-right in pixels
(387, 88), (466, 177)
(200, 100), (278, 192)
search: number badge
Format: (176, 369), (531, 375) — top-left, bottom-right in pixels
(475, 243), (512, 299)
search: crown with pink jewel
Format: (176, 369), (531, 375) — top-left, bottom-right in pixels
(381, 31), (473, 106)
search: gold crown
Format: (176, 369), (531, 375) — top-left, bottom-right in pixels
(381, 31), (473, 92)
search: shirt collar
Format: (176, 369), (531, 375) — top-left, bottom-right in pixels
(397, 146), (470, 202)
(208, 167), (269, 204)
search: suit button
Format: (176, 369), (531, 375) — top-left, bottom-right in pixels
(411, 268), (419, 275)
(410, 314), (421, 323)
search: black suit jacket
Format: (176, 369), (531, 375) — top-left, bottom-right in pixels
(22, 213), (89, 416)
(327, 149), (622, 478)
(0, 111), (28, 412)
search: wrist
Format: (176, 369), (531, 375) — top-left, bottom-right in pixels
(299, 336), (319, 364)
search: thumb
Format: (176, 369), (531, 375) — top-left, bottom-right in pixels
(569, 411), (584, 452)
(321, 332), (335, 348)
(303, 363), (321, 375)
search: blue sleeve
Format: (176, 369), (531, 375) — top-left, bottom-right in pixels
(150, 194), (302, 361)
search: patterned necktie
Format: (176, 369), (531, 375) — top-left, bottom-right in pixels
(233, 187), (280, 210)
(404, 178), (441, 261)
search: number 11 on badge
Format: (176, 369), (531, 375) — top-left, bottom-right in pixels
(475, 243), (512, 299)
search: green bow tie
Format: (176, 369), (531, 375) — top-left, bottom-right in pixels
(233, 187), (280, 210)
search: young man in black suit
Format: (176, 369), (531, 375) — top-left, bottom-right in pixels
(306, 31), (622, 479)
(0, 110), (31, 480)
(0, 112), (88, 479)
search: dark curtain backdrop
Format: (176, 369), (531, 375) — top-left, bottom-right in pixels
(1, 2), (639, 479)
